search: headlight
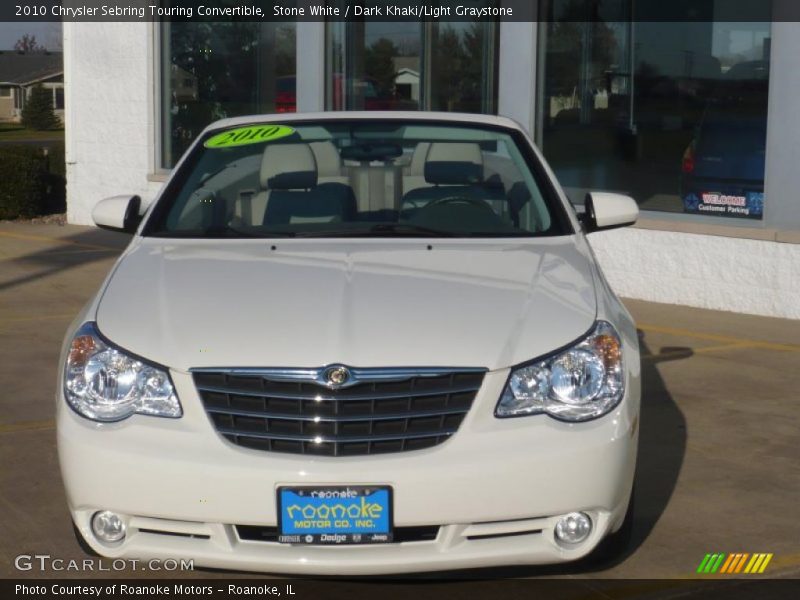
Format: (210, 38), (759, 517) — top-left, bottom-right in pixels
(496, 321), (624, 422)
(64, 323), (182, 422)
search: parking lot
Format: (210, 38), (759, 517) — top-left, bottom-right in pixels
(1, 221), (799, 580)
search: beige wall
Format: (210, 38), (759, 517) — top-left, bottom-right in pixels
(0, 94), (15, 121)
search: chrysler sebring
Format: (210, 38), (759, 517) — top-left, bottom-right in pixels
(58, 112), (641, 574)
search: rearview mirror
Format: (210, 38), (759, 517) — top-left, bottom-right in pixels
(92, 195), (142, 233)
(581, 192), (638, 233)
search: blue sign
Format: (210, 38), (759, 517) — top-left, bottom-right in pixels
(682, 190), (764, 219)
(278, 487), (392, 544)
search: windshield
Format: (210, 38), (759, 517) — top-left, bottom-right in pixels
(144, 120), (572, 238)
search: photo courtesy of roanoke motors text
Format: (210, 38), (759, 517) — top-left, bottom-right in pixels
(1, 1), (799, 599)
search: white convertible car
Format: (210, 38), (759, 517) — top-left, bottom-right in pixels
(58, 112), (641, 575)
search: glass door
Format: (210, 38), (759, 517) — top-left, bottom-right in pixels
(540, 0), (634, 205)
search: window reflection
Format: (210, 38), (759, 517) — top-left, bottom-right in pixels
(540, 0), (770, 220)
(429, 23), (498, 113)
(326, 20), (497, 114)
(161, 23), (296, 168)
(327, 22), (421, 111)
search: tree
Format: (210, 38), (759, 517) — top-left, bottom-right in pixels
(364, 38), (398, 97)
(21, 84), (60, 130)
(431, 27), (467, 111)
(274, 26), (296, 77)
(460, 23), (487, 112)
(14, 34), (45, 54)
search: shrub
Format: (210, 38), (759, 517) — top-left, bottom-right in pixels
(45, 142), (66, 213)
(47, 142), (66, 178)
(21, 84), (60, 130)
(0, 146), (49, 219)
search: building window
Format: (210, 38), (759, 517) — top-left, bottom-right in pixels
(0, 87), (11, 97)
(326, 18), (498, 113)
(160, 22), (296, 168)
(538, 1), (771, 221)
(54, 87), (64, 110)
(326, 21), (422, 111)
(428, 23), (498, 114)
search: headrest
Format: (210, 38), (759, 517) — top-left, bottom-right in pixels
(309, 141), (342, 177)
(424, 142), (483, 185)
(406, 142), (431, 176)
(260, 143), (317, 190)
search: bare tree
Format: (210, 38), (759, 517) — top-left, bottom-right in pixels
(14, 34), (46, 54)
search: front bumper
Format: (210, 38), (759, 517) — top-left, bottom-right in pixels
(57, 366), (640, 575)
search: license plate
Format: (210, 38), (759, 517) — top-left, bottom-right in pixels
(277, 486), (393, 544)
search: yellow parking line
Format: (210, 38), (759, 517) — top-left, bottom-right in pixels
(692, 342), (755, 354)
(639, 324), (800, 353)
(31, 248), (117, 256)
(0, 231), (120, 252)
(0, 419), (55, 434)
(0, 248), (117, 262)
(0, 313), (76, 324)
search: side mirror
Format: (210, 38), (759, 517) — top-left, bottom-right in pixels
(580, 192), (638, 233)
(92, 195), (142, 233)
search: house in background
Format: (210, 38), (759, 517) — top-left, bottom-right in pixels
(0, 52), (64, 124)
(393, 57), (420, 106)
(169, 64), (198, 103)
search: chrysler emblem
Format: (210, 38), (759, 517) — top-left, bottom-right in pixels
(324, 366), (350, 388)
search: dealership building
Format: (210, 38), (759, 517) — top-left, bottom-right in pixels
(62, 1), (800, 318)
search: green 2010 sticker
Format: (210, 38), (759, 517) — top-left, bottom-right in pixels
(204, 124), (296, 149)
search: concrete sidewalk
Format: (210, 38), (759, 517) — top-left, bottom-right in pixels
(1, 222), (799, 579)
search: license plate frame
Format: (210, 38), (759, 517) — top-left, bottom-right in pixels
(277, 485), (393, 544)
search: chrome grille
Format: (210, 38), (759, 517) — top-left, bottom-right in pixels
(193, 367), (485, 456)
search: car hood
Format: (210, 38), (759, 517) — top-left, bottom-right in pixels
(96, 238), (597, 372)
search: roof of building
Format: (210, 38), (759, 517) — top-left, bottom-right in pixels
(0, 52), (63, 86)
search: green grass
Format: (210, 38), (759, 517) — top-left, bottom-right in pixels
(0, 123), (64, 141)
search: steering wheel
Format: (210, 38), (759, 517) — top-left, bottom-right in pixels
(415, 195), (497, 216)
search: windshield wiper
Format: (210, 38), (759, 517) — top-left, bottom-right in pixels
(462, 231), (537, 238)
(152, 225), (533, 239)
(294, 223), (457, 238)
(371, 223), (458, 237)
(206, 226), (300, 238)
(152, 226), (296, 239)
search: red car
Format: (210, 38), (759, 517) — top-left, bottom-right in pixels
(275, 75), (417, 112)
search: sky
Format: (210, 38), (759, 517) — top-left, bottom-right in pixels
(0, 22), (62, 51)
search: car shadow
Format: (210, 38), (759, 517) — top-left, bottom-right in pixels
(0, 227), (130, 294)
(390, 330), (691, 580)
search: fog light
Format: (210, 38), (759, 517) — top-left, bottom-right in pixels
(91, 511), (126, 543)
(554, 512), (592, 545)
